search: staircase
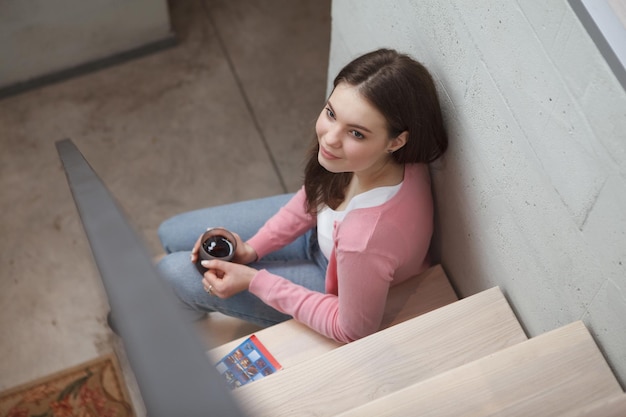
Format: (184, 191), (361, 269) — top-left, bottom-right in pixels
(208, 265), (626, 417)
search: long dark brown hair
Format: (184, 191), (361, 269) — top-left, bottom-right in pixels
(304, 48), (448, 214)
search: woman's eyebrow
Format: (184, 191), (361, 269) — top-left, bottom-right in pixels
(326, 100), (373, 133)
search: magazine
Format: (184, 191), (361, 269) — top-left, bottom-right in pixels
(215, 335), (282, 390)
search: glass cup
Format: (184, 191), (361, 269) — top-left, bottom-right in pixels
(198, 227), (237, 262)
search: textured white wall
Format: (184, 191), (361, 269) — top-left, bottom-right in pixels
(329, 0), (626, 386)
(0, 0), (171, 88)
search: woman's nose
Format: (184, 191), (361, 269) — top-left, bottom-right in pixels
(324, 127), (342, 148)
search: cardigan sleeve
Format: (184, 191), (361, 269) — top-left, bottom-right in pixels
(246, 187), (317, 259)
(248, 164), (433, 343)
(249, 214), (398, 343)
(249, 246), (395, 343)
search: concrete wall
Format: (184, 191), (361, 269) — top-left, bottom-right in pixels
(0, 0), (172, 89)
(329, 0), (626, 386)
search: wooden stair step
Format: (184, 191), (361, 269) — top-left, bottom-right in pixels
(335, 321), (623, 417)
(208, 264), (458, 369)
(556, 393), (626, 417)
(231, 287), (526, 417)
(379, 263), (459, 328)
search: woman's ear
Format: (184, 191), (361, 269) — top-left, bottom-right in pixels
(389, 131), (408, 153)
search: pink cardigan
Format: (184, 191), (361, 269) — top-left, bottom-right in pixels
(247, 163), (434, 343)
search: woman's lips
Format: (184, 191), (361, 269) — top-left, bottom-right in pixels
(320, 146), (340, 160)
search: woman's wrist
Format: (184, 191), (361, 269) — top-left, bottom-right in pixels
(242, 242), (259, 264)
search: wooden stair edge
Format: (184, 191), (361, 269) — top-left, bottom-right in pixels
(333, 321), (623, 417)
(555, 393), (626, 417)
(231, 287), (527, 417)
(207, 263), (458, 368)
(207, 318), (342, 367)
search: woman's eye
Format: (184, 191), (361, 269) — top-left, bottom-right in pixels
(350, 130), (365, 139)
(325, 107), (335, 119)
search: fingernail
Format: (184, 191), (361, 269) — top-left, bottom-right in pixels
(201, 260), (210, 267)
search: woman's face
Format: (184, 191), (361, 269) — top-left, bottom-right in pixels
(315, 83), (401, 176)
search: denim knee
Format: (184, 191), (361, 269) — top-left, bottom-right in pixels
(157, 217), (180, 254)
(156, 252), (206, 315)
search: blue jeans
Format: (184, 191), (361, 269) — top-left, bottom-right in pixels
(156, 194), (328, 327)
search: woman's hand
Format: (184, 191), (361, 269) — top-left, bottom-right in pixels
(230, 231), (258, 264)
(201, 260), (257, 298)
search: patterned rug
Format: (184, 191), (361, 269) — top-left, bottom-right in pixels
(0, 354), (135, 417)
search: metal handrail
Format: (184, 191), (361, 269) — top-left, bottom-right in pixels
(56, 139), (246, 417)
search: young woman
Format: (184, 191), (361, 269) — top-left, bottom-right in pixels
(157, 48), (448, 343)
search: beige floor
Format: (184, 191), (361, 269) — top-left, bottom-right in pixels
(0, 0), (330, 398)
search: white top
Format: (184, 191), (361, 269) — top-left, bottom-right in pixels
(317, 183), (403, 260)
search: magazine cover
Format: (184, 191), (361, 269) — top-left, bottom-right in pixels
(215, 335), (282, 390)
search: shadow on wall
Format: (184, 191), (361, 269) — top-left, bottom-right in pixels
(428, 138), (530, 334)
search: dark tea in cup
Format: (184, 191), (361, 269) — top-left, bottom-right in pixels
(198, 227), (237, 262)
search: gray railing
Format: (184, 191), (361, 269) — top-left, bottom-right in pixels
(56, 139), (246, 417)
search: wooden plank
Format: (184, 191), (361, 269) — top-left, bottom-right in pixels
(232, 287), (526, 417)
(336, 321), (623, 417)
(208, 264), (458, 369)
(380, 264), (458, 328)
(209, 318), (341, 369)
(556, 393), (626, 417)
